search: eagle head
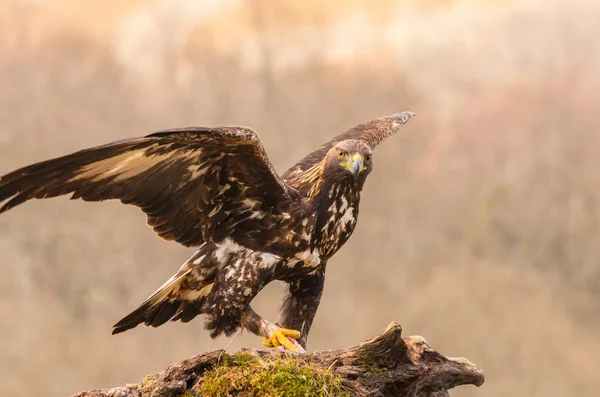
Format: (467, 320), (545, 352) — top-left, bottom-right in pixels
(323, 139), (373, 186)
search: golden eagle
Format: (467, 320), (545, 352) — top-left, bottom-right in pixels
(0, 112), (414, 352)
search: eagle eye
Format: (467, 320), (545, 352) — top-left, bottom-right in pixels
(337, 149), (346, 159)
(364, 155), (372, 164)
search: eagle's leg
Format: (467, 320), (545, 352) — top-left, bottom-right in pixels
(262, 327), (302, 351)
(205, 255), (303, 352)
(278, 264), (327, 349)
(240, 307), (305, 353)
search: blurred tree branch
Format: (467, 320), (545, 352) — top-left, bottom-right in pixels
(74, 322), (484, 397)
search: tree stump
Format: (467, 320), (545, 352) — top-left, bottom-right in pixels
(75, 322), (484, 396)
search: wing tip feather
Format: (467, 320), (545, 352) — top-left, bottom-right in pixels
(392, 111), (416, 124)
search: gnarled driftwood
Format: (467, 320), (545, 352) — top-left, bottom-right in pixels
(75, 322), (484, 396)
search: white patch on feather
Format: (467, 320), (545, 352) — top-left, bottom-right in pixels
(225, 258), (243, 280)
(339, 196), (349, 212)
(249, 211), (263, 220)
(339, 206), (355, 225)
(257, 252), (281, 269)
(241, 199), (266, 221)
(215, 238), (246, 263)
(294, 249), (321, 268)
(328, 202), (337, 213)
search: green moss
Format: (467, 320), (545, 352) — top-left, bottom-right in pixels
(199, 353), (349, 397)
(356, 351), (386, 376)
(140, 374), (158, 395)
(363, 362), (384, 376)
(177, 390), (198, 397)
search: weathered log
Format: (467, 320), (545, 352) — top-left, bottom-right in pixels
(75, 322), (484, 396)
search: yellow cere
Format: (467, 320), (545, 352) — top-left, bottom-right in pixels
(340, 152), (366, 172)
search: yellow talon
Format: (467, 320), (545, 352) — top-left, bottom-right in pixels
(263, 327), (301, 351)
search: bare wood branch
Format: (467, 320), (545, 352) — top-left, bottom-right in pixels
(75, 322), (484, 397)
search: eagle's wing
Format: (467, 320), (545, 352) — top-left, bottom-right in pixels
(282, 111), (415, 179)
(0, 126), (298, 248)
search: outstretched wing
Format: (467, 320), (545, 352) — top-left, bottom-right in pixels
(0, 127), (299, 249)
(282, 111), (415, 179)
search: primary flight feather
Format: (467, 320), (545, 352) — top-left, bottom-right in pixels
(0, 112), (414, 351)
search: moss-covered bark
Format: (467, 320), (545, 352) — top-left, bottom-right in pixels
(75, 322), (484, 397)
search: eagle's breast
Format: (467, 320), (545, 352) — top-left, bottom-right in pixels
(315, 182), (360, 260)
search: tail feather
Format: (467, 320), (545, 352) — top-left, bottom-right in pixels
(112, 268), (214, 335)
(171, 300), (205, 323)
(112, 269), (190, 335)
(149, 300), (182, 328)
(112, 297), (177, 334)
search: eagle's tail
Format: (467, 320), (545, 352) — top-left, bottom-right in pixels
(112, 266), (213, 335)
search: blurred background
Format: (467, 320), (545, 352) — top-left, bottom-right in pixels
(0, 0), (599, 396)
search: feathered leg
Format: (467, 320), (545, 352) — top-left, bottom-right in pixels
(204, 252), (277, 336)
(278, 264), (327, 349)
(205, 252), (307, 352)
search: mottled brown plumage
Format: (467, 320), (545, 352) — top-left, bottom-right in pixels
(0, 112), (414, 350)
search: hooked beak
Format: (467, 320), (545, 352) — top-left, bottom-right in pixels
(349, 153), (364, 177)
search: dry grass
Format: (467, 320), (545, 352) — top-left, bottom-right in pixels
(0, 1), (599, 396)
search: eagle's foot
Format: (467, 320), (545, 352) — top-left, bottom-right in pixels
(263, 327), (302, 352)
